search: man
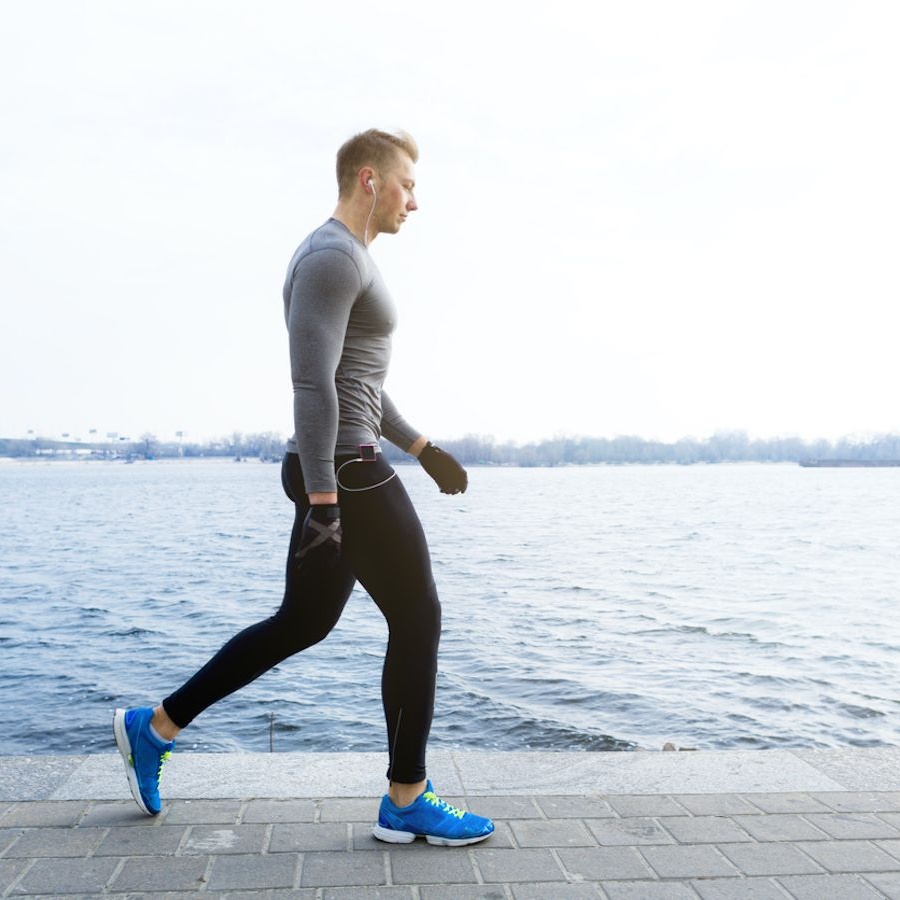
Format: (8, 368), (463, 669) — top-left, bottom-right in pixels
(113, 128), (493, 846)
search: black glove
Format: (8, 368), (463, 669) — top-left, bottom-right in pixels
(418, 442), (468, 494)
(295, 504), (342, 566)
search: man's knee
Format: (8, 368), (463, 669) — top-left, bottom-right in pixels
(269, 603), (343, 652)
(389, 582), (441, 646)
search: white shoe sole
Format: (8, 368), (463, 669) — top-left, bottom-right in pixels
(372, 823), (493, 846)
(112, 708), (152, 816)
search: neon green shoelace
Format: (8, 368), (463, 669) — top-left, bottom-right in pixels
(128, 748), (171, 785)
(157, 750), (172, 783)
(423, 790), (465, 819)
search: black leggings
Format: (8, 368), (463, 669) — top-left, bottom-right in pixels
(163, 452), (441, 783)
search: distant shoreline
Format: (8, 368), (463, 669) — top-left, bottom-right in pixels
(799, 459), (900, 467)
(4, 456), (900, 470)
(4, 432), (900, 468)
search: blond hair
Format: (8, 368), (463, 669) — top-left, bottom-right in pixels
(336, 129), (419, 198)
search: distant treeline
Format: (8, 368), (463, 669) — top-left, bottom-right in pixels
(0, 432), (286, 462)
(3, 431), (900, 466)
(383, 432), (900, 466)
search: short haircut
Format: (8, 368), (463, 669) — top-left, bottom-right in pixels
(336, 129), (419, 198)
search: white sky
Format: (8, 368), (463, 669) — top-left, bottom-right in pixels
(2, 1), (898, 445)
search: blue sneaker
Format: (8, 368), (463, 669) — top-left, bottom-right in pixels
(113, 707), (175, 816)
(373, 780), (494, 846)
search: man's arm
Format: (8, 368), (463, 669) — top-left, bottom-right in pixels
(380, 390), (426, 455)
(287, 248), (360, 500)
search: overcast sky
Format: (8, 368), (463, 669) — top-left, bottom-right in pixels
(2, 1), (898, 445)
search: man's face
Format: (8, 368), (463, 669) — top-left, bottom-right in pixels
(374, 154), (418, 236)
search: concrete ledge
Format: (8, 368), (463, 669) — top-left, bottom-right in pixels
(3, 748), (898, 803)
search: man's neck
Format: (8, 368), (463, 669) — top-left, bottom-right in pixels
(332, 200), (375, 246)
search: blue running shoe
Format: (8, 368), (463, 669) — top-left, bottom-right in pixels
(113, 707), (175, 816)
(373, 780), (494, 846)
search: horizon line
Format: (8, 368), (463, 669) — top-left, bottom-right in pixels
(3, 430), (900, 447)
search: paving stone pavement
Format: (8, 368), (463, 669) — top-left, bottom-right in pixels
(3, 789), (900, 897)
(3, 750), (900, 897)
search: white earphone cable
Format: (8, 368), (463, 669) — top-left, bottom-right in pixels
(335, 457), (396, 492)
(363, 182), (377, 245)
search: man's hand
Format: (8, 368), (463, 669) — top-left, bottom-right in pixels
(295, 504), (342, 565)
(418, 442), (468, 494)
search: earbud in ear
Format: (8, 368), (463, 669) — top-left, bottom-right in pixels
(367, 178), (375, 191)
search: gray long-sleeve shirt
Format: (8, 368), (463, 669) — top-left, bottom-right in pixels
(283, 218), (420, 494)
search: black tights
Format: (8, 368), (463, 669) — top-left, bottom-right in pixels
(163, 452), (441, 783)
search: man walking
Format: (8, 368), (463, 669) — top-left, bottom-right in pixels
(114, 128), (494, 846)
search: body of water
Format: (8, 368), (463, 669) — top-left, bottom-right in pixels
(1, 458), (898, 756)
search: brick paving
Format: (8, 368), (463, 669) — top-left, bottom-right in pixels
(2, 790), (900, 897)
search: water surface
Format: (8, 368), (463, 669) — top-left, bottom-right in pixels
(1, 459), (897, 755)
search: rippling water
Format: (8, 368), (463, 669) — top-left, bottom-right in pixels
(1, 458), (898, 756)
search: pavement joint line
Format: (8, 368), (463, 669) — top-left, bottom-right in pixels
(467, 844), (486, 884)
(795, 813), (833, 839)
(201, 853), (215, 891)
(795, 842), (829, 874)
(549, 846), (573, 883)
(104, 855), (127, 893)
(88, 823), (107, 858)
(175, 822), (193, 856)
(74, 800), (90, 828)
(877, 839), (900, 864)
(5, 856), (34, 896)
(449, 750), (465, 798)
